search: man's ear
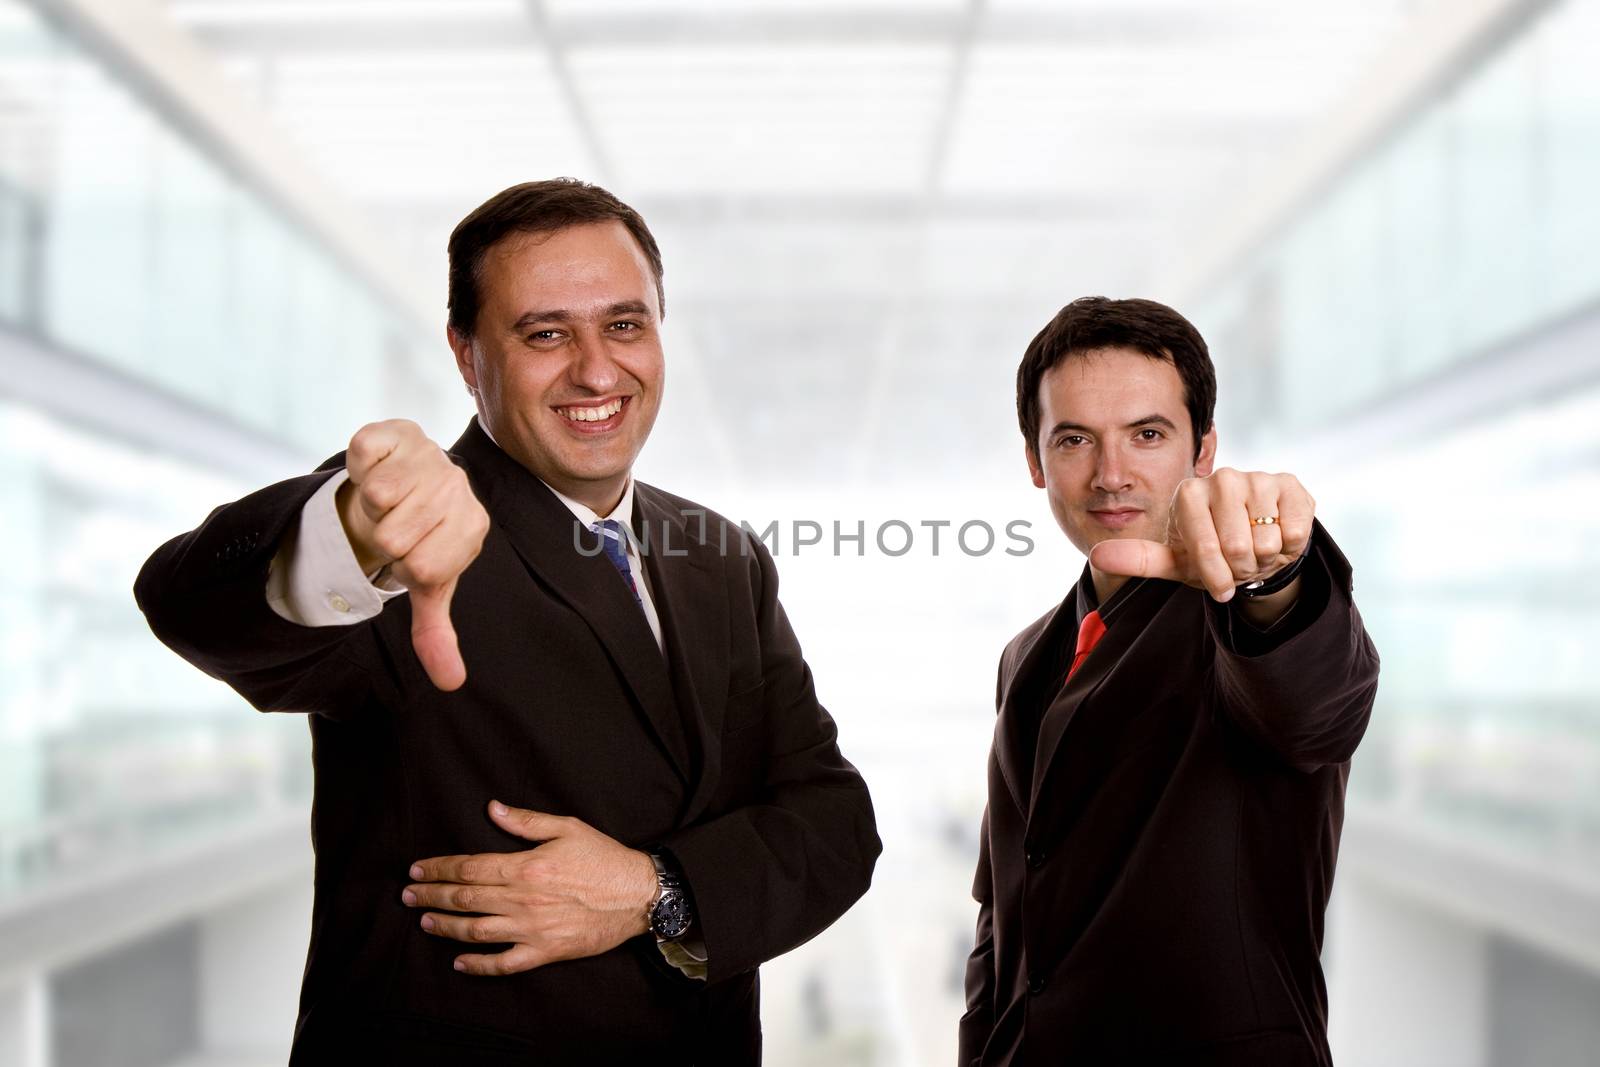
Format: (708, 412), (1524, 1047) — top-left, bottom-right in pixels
(1193, 425), (1219, 478)
(1025, 440), (1046, 489)
(447, 325), (478, 395)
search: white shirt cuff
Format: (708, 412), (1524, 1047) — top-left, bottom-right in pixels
(657, 937), (708, 981)
(266, 469), (406, 626)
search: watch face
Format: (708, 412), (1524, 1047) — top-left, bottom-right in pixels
(652, 892), (694, 940)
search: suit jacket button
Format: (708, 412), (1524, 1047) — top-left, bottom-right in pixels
(1026, 849), (1044, 869)
(1028, 974), (1046, 996)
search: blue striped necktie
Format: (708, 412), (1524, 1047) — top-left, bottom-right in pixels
(592, 519), (643, 606)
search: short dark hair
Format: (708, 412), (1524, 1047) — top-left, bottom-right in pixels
(1016, 296), (1217, 462)
(446, 178), (665, 337)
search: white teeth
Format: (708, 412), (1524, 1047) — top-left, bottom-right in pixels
(559, 398), (624, 422)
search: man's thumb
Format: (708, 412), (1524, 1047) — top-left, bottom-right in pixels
(488, 800), (566, 842)
(411, 580), (466, 691)
(1089, 538), (1181, 581)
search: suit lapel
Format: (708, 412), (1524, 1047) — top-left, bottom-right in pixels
(994, 592), (1078, 818)
(450, 422), (691, 786)
(1027, 573), (1170, 816)
(634, 485), (729, 820)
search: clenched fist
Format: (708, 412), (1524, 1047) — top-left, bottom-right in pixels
(1090, 468), (1314, 604)
(336, 419), (490, 690)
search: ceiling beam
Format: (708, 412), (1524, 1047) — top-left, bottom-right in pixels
(921, 0), (984, 198)
(522, 0), (612, 182)
(843, 0), (986, 487)
(0, 323), (311, 479)
(170, 6), (1246, 55)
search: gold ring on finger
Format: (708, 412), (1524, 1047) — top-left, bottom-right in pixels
(1251, 515), (1278, 526)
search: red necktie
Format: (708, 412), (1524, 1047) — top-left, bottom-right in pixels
(1067, 609), (1107, 681)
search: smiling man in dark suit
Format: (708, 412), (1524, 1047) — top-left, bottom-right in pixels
(135, 179), (880, 1065)
(959, 297), (1380, 1066)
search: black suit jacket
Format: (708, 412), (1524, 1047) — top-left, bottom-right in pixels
(135, 420), (880, 1065)
(960, 523), (1379, 1066)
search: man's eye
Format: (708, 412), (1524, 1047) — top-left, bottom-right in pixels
(527, 330), (560, 343)
(608, 321), (640, 333)
(1138, 429), (1164, 441)
(1059, 435), (1086, 448)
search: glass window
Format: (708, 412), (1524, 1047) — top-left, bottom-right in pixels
(1322, 159), (1389, 407)
(1320, 380), (1600, 865)
(1378, 104), (1455, 385)
(1537, 0), (1600, 318)
(230, 195), (294, 437)
(1207, 0), (1600, 429)
(1448, 29), (1540, 352)
(0, 401), (313, 895)
(11, 0), (439, 454)
(0, 0), (54, 329)
(149, 126), (235, 408)
(0, 0), (448, 897)
(281, 240), (345, 454)
(1277, 209), (1345, 425)
(43, 57), (158, 373)
(0, 173), (26, 323)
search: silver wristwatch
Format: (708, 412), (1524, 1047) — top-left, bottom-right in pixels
(647, 851), (695, 942)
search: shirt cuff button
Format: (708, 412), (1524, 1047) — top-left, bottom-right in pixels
(328, 593), (351, 613)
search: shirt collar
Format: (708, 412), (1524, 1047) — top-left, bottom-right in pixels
(475, 414), (637, 538)
(546, 479), (637, 539)
(1074, 559), (1145, 626)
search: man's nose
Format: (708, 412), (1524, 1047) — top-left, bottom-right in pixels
(569, 331), (622, 393)
(1092, 445), (1134, 493)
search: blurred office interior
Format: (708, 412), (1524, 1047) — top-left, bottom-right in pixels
(1, 0), (1598, 1064)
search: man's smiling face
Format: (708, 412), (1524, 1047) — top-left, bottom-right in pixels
(450, 220), (665, 514)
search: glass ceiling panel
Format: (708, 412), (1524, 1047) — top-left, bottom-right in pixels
(227, 50), (595, 199)
(570, 44), (949, 194)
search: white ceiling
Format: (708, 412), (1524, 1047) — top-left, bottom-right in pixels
(159, 0), (1425, 489)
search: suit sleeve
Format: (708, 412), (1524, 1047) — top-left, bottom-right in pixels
(660, 535), (881, 983)
(133, 453), (409, 718)
(1205, 519), (1381, 771)
(958, 805), (996, 1067)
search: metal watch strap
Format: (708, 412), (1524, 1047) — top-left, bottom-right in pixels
(649, 851), (683, 896)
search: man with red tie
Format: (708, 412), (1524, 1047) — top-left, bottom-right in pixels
(959, 297), (1380, 1066)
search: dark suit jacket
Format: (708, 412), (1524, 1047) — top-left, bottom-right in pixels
(134, 420), (880, 1066)
(960, 523), (1379, 1066)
